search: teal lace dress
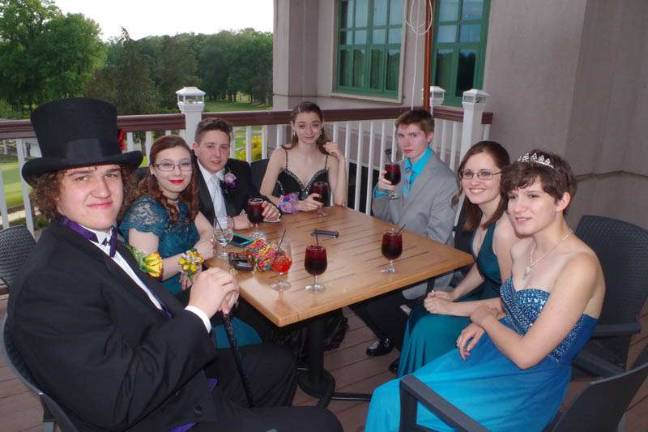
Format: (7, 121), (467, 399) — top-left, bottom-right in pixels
(366, 278), (598, 432)
(398, 223), (501, 375)
(120, 195), (261, 348)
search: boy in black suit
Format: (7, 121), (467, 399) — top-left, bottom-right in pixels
(7, 98), (341, 432)
(192, 118), (280, 226)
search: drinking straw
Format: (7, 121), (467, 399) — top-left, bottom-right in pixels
(397, 224), (407, 234)
(315, 232), (320, 246)
(271, 229), (287, 266)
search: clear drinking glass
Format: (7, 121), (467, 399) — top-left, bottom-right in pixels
(381, 228), (403, 273)
(213, 216), (234, 260)
(304, 244), (327, 291)
(271, 243), (293, 291)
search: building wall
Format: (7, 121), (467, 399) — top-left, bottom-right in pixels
(272, 0), (648, 229)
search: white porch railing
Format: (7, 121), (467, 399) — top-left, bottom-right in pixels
(0, 89), (493, 233)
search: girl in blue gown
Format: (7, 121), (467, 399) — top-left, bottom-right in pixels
(120, 135), (260, 348)
(399, 141), (518, 375)
(366, 150), (606, 431)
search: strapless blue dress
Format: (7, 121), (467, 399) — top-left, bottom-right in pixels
(398, 223), (501, 375)
(366, 278), (598, 432)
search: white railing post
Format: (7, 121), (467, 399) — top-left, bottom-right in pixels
(460, 89), (489, 161)
(16, 139), (34, 233)
(176, 86), (206, 145)
(429, 86), (445, 112)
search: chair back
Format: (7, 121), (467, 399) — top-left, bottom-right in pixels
(550, 345), (648, 432)
(0, 225), (36, 291)
(575, 215), (648, 368)
(1, 316), (79, 432)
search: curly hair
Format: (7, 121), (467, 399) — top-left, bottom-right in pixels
(137, 135), (199, 224)
(30, 166), (138, 222)
(284, 101), (329, 155)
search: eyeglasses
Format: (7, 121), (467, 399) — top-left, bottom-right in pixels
(154, 161), (193, 172)
(460, 169), (501, 180)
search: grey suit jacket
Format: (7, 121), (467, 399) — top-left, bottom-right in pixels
(372, 151), (458, 297)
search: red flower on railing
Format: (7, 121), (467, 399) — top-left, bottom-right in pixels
(117, 128), (126, 152)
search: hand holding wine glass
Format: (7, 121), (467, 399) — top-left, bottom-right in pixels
(311, 181), (330, 216)
(383, 163), (401, 200)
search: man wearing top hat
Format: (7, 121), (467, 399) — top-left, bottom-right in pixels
(6, 98), (342, 432)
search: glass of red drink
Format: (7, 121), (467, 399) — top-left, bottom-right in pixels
(311, 181), (330, 216)
(304, 244), (327, 291)
(271, 243), (293, 291)
(381, 228), (403, 273)
(384, 163), (401, 199)
(246, 197), (265, 239)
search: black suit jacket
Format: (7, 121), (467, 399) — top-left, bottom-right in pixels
(196, 157), (264, 224)
(7, 223), (220, 431)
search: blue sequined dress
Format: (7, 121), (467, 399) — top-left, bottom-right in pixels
(120, 195), (261, 348)
(366, 278), (598, 432)
(398, 223), (501, 375)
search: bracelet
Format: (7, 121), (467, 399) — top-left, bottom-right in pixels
(178, 249), (204, 278)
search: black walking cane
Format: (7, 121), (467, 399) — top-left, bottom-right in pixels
(222, 312), (255, 408)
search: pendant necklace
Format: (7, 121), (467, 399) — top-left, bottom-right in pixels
(525, 229), (573, 278)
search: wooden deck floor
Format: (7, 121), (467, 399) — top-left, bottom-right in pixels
(1, 297), (647, 432)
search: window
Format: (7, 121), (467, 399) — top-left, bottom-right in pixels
(431, 0), (490, 106)
(336, 0), (403, 98)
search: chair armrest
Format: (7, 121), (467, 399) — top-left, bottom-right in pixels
(592, 322), (641, 338)
(400, 375), (488, 432)
(573, 349), (625, 378)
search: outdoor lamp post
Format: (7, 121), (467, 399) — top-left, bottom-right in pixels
(429, 86), (445, 110)
(176, 86), (206, 143)
(460, 88), (489, 160)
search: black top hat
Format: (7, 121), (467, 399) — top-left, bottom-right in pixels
(21, 98), (143, 184)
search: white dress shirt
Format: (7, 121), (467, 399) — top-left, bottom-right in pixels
(197, 160), (228, 221)
(87, 226), (211, 332)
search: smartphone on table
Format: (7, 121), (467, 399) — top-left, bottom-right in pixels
(230, 233), (253, 247)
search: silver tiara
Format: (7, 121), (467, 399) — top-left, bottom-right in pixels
(518, 152), (554, 169)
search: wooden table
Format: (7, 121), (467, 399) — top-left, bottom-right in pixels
(207, 206), (472, 405)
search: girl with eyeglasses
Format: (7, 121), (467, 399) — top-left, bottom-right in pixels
(398, 140), (520, 375)
(120, 135), (262, 347)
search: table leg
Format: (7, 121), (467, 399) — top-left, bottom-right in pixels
(297, 314), (373, 407)
(297, 315), (335, 407)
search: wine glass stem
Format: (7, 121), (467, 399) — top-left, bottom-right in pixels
(390, 260), (395, 272)
(314, 275), (318, 286)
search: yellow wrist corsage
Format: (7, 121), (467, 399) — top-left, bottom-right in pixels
(126, 245), (163, 279)
(178, 249), (204, 280)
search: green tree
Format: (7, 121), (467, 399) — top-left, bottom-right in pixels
(154, 35), (200, 109)
(0, 0), (104, 114)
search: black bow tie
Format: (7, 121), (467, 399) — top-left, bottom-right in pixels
(59, 217), (118, 257)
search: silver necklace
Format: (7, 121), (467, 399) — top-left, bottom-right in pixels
(524, 230), (572, 278)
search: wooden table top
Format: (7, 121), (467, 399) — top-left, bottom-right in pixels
(206, 206), (473, 327)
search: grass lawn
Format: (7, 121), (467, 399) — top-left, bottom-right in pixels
(0, 160), (25, 209)
(204, 100), (271, 112)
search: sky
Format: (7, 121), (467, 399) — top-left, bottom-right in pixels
(54, 0), (274, 41)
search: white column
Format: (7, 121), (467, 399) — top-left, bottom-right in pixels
(176, 86), (206, 144)
(460, 89), (489, 160)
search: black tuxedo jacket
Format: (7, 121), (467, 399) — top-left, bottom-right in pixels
(7, 223), (220, 431)
(196, 157), (263, 224)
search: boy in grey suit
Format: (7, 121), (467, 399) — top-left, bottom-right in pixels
(352, 109), (458, 371)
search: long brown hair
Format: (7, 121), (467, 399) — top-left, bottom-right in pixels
(284, 101), (329, 155)
(138, 135), (199, 224)
(454, 141), (510, 231)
